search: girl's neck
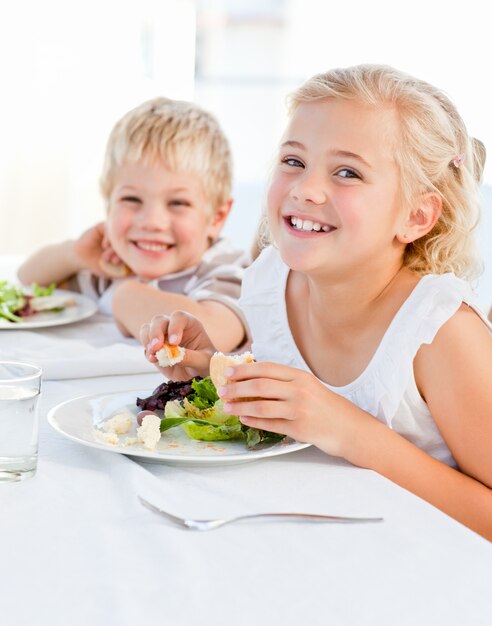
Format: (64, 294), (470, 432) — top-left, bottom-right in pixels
(286, 261), (421, 385)
(304, 262), (409, 322)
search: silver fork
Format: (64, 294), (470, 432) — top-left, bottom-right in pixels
(138, 496), (383, 531)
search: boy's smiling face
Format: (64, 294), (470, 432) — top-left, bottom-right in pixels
(106, 161), (230, 280)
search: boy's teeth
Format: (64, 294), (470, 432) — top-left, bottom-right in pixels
(290, 217), (329, 232)
(137, 242), (168, 251)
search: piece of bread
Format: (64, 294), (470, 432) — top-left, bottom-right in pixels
(209, 351), (254, 388)
(155, 343), (186, 367)
(98, 258), (131, 278)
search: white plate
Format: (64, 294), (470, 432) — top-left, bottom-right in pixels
(47, 389), (311, 467)
(0, 289), (98, 329)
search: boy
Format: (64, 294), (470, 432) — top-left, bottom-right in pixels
(17, 97), (249, 352)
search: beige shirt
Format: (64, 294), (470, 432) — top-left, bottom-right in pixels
(69, 238), (252, 348)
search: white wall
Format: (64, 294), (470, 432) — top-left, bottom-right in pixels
(0, 0), (196, 253)
(0, 0), (490, 309)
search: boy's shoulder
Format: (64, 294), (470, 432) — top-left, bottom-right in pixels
(155, 238), (250, 297)
(198, 238), (251, 273)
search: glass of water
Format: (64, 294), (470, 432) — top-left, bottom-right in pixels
(0, 361), (42, 482)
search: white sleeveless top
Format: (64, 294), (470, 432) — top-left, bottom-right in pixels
(239, 246), (492, 467)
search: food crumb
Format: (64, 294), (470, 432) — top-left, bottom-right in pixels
(123, 437), (139, 447)
(102, 412), (133, 435)
(94, 430), (119, 446)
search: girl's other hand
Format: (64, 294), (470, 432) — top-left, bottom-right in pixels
(140, 310), (216, 381)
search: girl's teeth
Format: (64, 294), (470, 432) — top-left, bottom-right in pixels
(290, 217), (330, 232)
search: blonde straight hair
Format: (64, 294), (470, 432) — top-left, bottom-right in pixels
(100, 97), (232, 213)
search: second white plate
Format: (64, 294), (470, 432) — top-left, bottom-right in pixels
(0, 289), (98, 329)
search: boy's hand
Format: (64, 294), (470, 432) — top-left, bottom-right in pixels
(74, 222), (128, 277)
(140, 310), (216, 381)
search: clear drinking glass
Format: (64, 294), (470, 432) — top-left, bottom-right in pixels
(0, 361), (42, 482)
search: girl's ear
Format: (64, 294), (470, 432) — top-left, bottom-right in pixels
(208, 198), (233, 239)
(396, 192), (442, 244)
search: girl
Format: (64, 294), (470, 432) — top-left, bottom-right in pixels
(141, 65), (492, 540)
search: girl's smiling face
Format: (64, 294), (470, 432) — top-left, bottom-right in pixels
(105, 161), (229, 280)
(267, 98), (406, 279)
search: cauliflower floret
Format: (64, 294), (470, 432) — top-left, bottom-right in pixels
(137, 414), (162, 450)
(102, 412), (133, 435)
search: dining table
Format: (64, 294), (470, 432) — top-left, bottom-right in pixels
(1, 259), (491, 626)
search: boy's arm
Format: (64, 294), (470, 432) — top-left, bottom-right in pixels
(112, 280), (246, 352)
(17, 240), (84, 286)
(18, 222), (117, 287)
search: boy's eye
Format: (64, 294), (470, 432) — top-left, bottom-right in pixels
(168, 199), (192, 211)
(281, 157), (304, 168)
(120, 195), (142, 204)
(336, 168), (360, 179)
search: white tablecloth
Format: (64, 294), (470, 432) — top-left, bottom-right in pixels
(0, 313), (156, 379)
(0, 264), (491, 625)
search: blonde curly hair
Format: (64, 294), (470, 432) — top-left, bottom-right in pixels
(277, 64), (484, 280)
(100, 97), (232, 213)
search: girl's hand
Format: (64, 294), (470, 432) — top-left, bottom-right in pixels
(140, 311), (216, 381)
(218, 361), (371, 459)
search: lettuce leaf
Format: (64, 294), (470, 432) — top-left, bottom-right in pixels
(0, 281), (26, 321)
(181, 422), (244, 441)
(162, 391), (285, 448)
(188, 376), (219, 409)
(31, 282), (56, 297)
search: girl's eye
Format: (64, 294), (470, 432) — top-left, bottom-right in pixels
(281, 157), (304, 168)
(336, 168), (360, 179)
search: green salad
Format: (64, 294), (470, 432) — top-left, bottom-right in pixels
(0, 281), (57, 322)
(143, 376), (284, 448)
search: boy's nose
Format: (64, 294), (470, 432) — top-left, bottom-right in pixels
(137, 203), (170, 229)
